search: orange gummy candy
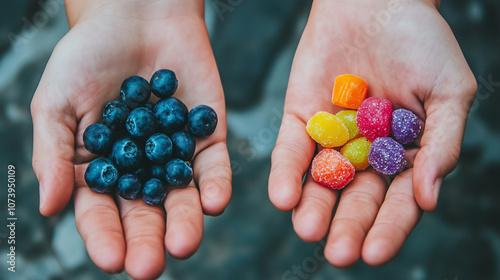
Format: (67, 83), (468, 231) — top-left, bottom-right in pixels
(332, 74), (368, 109)
(311, 149), (355, 190)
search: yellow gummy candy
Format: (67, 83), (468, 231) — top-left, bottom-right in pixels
(336, 110), (360, 140)
(340, 137), (372, 170)
(306, 111), (349, 147)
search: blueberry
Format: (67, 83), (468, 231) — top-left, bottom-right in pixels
(120, 76), (151, 108)
(126, 107), (157, 140)
(110, 136), (144, 172)
(85, 158), (119, 193)
(134, 166), (150, 183)
(102, 101), (130, 129)
(154, 97), (188, 135)
(145, 133), (173, 164)
(164, 159), (193, 188)
(143, 102), (155, 111)
(171, 131), (196, 161)
(83, 123), (114, 155)
(151, 164), (166, 181)
(117, 174), (142, 200)
(142, 178), (167, 206)
(187, 105), (218, 138)
(150, 69), (178, 98)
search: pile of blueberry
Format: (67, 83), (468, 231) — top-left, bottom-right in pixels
(83, 69), (218, 206)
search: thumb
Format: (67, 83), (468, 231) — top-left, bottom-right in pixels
(31, 97), (76, 216)
(413, 81), (477, 212)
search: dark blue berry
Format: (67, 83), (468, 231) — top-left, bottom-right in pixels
(171, 131), (196, 161)
(102, 101), (130, 129)
(142, 178), (167, 206)
(154, 97), (188, 135)
(120, 76), (151, 108)
(151, 164), (166, 181)
(187, 105), (218, 138)
(83, 123), (114, 155)
(126, 107), (157, 140)
(85, 158), (119, 193)
(134, 166), (150, 183)
(164, 159), (193, 188)
(145, 133), (173, 164)
(110, 136), (144, 172)
(143, 102), (155, 111)
(117, 174), (142, 200)
(150, 69), (178, 98)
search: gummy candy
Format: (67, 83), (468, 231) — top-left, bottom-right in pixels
(340, 137), (371, 171)
(332, 74), (368, 109)
(356, 97), (392, 141)
(391, 109), (422, 145)
(336, 110), (360, 140)
(311, 149), (355, 190)
(368, 137), (406, 175)
(306, 111), (349, 147)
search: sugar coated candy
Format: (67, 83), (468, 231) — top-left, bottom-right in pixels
(332, 74), (368, 109)
(368, 137), (406, 175)
(306, 111), (349, 147)
(391, 109), (422, 145)
(356, 97), (393, 141)
(336, 110), (360, 140)
(311, 149), (355, 189)
(340, 137), (371, 171)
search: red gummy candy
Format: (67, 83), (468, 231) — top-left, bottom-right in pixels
(356, 97), (392, 141)
(311, 149), (355, 190)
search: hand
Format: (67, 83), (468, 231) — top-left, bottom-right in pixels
(31, 1), (231, 278)
(269, 0), (476, 267)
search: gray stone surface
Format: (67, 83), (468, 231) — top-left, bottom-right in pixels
(52, 213), (86, 270)
(0, 0), (499, 279)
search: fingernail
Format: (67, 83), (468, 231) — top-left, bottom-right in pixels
(433, 177), (442, 202)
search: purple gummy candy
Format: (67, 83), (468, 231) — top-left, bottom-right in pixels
(391, 109), (422, 145)
(368, 137), (406, 175)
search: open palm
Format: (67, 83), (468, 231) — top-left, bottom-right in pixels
(31, 4), (231, 279)
(269, 0), (476, 267)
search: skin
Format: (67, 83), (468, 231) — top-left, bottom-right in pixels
(31, 0), (477, 276)
(31, 1), (231, 279)
(269, 0), (477, 268)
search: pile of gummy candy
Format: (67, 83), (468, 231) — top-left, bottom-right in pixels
(306, 74), (422, 190)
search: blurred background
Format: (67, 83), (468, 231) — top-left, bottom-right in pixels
(0, 0), (499, 279)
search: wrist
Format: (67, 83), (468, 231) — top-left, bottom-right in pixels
(311, 0), (440, 13)
(64, 0), (204, 28)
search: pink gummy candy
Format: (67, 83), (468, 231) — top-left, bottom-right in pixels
(356, 97), (392, 141)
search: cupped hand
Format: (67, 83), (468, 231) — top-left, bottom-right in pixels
(269, 0), (476, 267)
(31, 1), (231, 279)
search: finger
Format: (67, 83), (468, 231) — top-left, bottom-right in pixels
(292, 173), (338, 243)
(405, 147), (419, 169)
(74, 164), (125, 273)
(362, 169), (422, 266)
(269, 113), (316, 211)
(31, 96), (76, 216)
(324, 171), (387, 268)
(164, 186), (203, 259)
(413, 92), (474, 211)
(118, 198), (166, 280)
(269, 15), (351, 212)
(193, 141), (232, 216)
